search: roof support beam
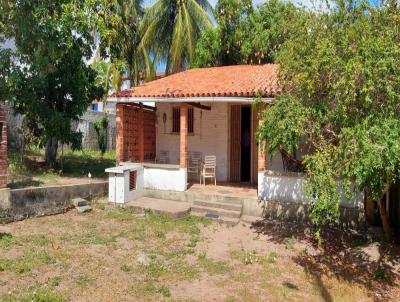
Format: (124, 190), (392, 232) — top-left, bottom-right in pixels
(118, 102), (156, 111)
(185, 102), (211, 111)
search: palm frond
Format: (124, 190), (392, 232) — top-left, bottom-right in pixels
(140, 0), (213, 73)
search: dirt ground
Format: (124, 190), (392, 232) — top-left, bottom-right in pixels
(0, 202), (399, 302)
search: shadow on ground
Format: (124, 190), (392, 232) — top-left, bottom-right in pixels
(250, 219), (400, 301)
(58, 154), (115, 178)
(8, 178), (44, 189)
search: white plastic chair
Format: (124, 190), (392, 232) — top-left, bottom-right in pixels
(201, 155), (216, 186)
(187, 151), (203, 183)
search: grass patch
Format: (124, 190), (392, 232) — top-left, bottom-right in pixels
(0, 250), (54, 274)
(50, 276), (62, 287)
(284, 237), (296, 251)
(197, 253), (232, 275)
(128, 281), (157, 296)
(75, 274), (96, 287)
(2, 287), (64, 302)
(267, 251), (278, 263)
(73, 231), (116, 245)
(120, 264), (133, 272)
(0, 233), (21, 249)
(139, 261), (168, 279)
(157, 285), (171, 298)
(231, 250), (261, 265)
(20, 234), (53, 247)
(128, 282), (171, 298)
(103, 207), (140, 222)
(59, 149), (115, 178)
(169, 259), (199, 280)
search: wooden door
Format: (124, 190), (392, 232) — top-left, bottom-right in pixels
(251, 107), (259, 184)
(230, 105), (241, 182)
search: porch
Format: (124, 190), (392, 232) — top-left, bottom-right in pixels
(141, 181), (261, 224)
(114, 101), (269, 192)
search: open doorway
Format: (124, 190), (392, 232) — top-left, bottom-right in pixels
(240, 106), (251, 182)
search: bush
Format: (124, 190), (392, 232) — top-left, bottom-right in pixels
(94, 116), (108, 155)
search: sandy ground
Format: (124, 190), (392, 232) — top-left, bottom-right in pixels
(0, 204), (399, 301)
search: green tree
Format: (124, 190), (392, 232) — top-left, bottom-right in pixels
(257, 0), (400, 240)
(192, 0), (301, 67)
(1, 0), (103, 165)
(97, 0), (155, 87)
(0, 49), (12, 103)
(140, 0), (213, 74)
(94, 116), (109, 155)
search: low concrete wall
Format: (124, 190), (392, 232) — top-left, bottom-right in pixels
(258, 170), (365, 226)
(0, 181), (108, 223)
(258, 171), (306, 203)
(144, 167), (187, 192)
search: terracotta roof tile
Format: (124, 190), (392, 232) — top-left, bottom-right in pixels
(110, 64), (279, 99)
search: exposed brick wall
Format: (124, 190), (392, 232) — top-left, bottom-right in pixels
(116, 103), (156, 163)
(0, 104), (8, 188)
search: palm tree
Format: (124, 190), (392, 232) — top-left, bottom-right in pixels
(99, 0), (155, 87)
(92, 60), (125, 98)
(140, 0), (213, 74)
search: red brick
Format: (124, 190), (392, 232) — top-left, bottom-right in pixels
(116, 103), (156, 163)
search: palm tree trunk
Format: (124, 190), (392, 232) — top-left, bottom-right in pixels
(165, 55), (171, 76)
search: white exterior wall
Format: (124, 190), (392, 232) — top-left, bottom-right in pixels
(156, 103), (229, 181)
(258, 170), (364, 208)
(106, 165), (144, 204)
(144, 168), (187, 192)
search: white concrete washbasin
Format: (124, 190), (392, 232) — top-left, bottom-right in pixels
(105, 163), (144, 204)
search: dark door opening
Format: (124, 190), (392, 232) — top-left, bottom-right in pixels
(240, 106), (251, 182)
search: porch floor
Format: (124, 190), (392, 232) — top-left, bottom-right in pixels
(187, 182), (257, 199)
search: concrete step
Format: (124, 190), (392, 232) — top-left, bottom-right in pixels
(191, 205), (241, 219)
(193, 200), (243, 212)
(191, 211), (239, 226)
(188, 192), (245, 205)
(241, 215), (262, 224)
(126, 197), (191, 219)
(72, 197), (88, 207)
(219, 195), (244, 205)
(76, 205), (92, 214)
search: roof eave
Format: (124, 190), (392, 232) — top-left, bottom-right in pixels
(107, 96), (276, 104)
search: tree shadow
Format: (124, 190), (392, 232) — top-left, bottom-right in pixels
(8, 178), (44, 189)
(250, 219), (400, 301)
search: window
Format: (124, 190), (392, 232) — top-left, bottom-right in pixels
(172, 107), (180, 133)
(172, 107), (194, 133)
(188, 108), (194, 133)
(0, 122), (3, 143)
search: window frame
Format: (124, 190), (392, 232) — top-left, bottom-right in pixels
(171, 107), (194, 134)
